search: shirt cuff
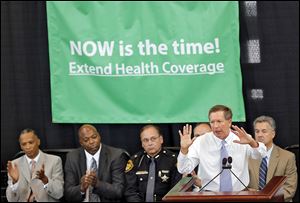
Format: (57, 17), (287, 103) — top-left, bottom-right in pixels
(10, 180), (19, 192)
(43, 183), (48, 189)
(193, 185), (201, 192)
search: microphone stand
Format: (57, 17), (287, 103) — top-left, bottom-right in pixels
(229, 168), (249, 191)
(199, 166), (248, 192)
(199, 169), (224, 192)
(199, 158), (228, 192)
(227, 156), (248, 191)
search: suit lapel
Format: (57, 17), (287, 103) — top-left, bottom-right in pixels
(251, 158), (261, 184)
(80, 148), (87, 175)
(36, 150), (44, 173)
(98, 144), (107, 179)
(267, 145), (279, 182)
(20, 155), (31, 182)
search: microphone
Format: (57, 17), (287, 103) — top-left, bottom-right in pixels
(227, 156), (249, 191)
(199, 158), (227, 192)
(222, 157), (231, 169)
(222, 157), (227, 166)
(228, 156), (232, 165)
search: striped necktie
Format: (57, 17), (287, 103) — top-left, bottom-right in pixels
(259, 156), (268, 190)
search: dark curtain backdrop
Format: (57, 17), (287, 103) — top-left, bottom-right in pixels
(1, 1), (299, 169)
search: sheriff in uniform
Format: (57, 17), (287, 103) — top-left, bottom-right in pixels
(124, 125), (181, 202)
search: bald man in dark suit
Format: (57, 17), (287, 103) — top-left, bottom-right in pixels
(64, 124), (127, 202)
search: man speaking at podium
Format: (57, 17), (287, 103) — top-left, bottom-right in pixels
(177, 105), (267, 192)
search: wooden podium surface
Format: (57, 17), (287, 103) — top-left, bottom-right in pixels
(162, 176), (286, 202)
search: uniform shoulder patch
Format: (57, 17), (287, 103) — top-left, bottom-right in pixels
(125, 159), (134, 173)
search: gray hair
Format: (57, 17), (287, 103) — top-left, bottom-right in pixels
(253, 116), (276, 131)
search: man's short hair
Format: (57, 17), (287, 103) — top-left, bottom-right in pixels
(253, 115), (276, 131)
(20, 128), (36, 136)
(140, 124), (162, 136)
(19, 128), (38, 141)
(208, 105), (232, 120)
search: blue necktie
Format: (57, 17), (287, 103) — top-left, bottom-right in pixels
(219, 140), (233, 192)
(145, 157), (155, 202)
(259, 156), (268, 190)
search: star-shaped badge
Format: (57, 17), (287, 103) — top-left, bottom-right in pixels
(161, 174), (169, 182)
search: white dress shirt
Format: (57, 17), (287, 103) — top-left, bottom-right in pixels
(84, 144), (101, 172)
(177, 131), (267, 191)
(264, 144), (273, 166)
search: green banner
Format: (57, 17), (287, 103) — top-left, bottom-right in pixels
(46, 1), (245, 123)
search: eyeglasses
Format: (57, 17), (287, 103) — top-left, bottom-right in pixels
(141, 135), (160, 143)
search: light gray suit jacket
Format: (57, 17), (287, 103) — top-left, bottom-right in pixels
(6, 150), (64, 202)
(248, 144), (298, 202)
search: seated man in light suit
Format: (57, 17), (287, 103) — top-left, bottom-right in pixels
(6, 128), (64, 202)
(248, 116), (298, 202)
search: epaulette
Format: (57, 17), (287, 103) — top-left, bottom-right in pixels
(162, 148), (177, 159)
(132, 150), (145, 160)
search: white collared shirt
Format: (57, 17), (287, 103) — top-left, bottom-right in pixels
(25, 151), (40, 169)
(264, 144), (273, 166)
(178, 131), (267, 192)
(84, 144), (101, 171)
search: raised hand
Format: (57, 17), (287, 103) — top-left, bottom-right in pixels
(36, 163), (48, 184)
(178, 124), (194, 154)
(7, 161), (19, 184)
(231, 125), (258, 147)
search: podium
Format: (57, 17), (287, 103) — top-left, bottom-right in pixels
(162, 176), (286, 202)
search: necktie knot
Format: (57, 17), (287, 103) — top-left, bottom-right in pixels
(30, 160), (36, 174)
(90, 157), (97, 171)
(31, 159), (35, 166)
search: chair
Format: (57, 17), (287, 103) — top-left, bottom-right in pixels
(1, 170), (8, 202)
(12, 148), (75, 168)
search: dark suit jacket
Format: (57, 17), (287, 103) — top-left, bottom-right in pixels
(64, 144), (127, 202)
(248, 144), (298, 202)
